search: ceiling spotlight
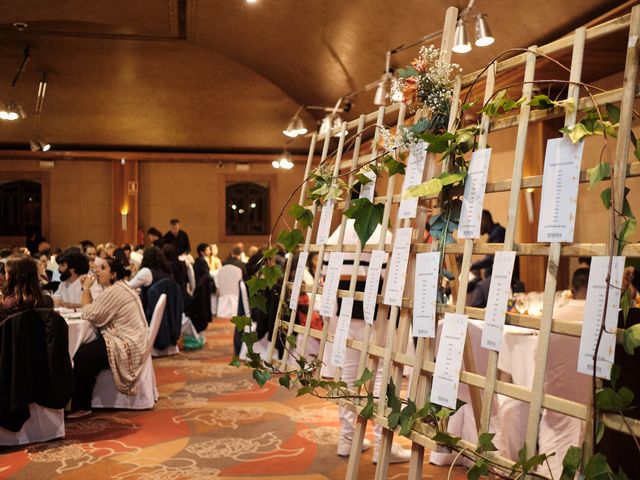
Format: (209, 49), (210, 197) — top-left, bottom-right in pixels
(475, 14), (494, 47)
(273, 151), (293, 170)
(29, 137), (51, 152)
(452, 18), (471, 54)
(332, 116), (348, 138)
(283, 115), (307, 138)
(373, 73), (390, 106)
(246, 0), (257, 3)
(0, 102), (26, 121)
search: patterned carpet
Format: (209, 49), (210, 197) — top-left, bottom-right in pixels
(0, 318), (465, 479)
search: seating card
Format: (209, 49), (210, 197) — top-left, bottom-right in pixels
(383, 227), (413, 306)
(577, 256), (625, 379)
(481, 251), (517, 351)
(431, 313), (469, 409)
(458, 148), (492, 239)
(363, 249), (386, 324)
(316, 200), (335, 244)
(289, 251), (309, 310)
(413, 252), (440, 338)
(398, 142), (428, 219)
(537, 138), (584, 243)
(359, 170), (377, 202)
(331, 297), (355, 367)
(320, 252), (344, 316)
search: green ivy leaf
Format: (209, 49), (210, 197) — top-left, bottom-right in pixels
(354, 367), (373, 388)
(621, 289), (631, 325)
(231, 315), (252, 332)
(529, 94), (556, 109)
(249, 293), (267, 313)
(404, 177), (443, 199)
(467, 459), (490, 480)
(262, 264), (283, 287)
(584, 452), (612, 479)
(228, 355), (241, 367)
(600, 187), (612, 209)
(437, 171), (466, 186)
(618, 218), (637, 255)
(560, 446), (582, 480)
(356, 172), (373, 185)
(343, 198), (385, 245)
(285, 334), (297, 348)
(587, 162), (611, 189)
(432, 431), (460, 447)
(595, 386), (634, 412)
(360, 393), (375, 419)
(631, 131), (640, 161)
(262, 246), (278, 259)
(606, 103), (621, 123)
(246, 277), (268, 297)
(596, 419), (605, 444)
(562, 123), (592, 144)
(382, 154), (406, 176)
(242, 330), (259, 350)
(278, 228), (304, 253)
(610, 363), (621, 390)
(476, 432), (498, 453)
(388, 411), (401, 429)
(279, 375), (291, 389)
(623, 323), (640, 355)
(289, 204), (314, 230)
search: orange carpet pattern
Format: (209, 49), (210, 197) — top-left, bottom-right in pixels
(0, 318), (465, 479)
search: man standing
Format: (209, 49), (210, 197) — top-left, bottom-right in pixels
(162, 219), (191, 255)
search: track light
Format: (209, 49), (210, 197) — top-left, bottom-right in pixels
(0, 102), (26, 121)
(475, 14), (494, 47)
(272, 151), (293, 170)
(319, 114), (348, 137)
(283, 115), (307, 137)
(29, 137), (51, 152)
(373, 73), (391, 106)
(453, 19), (471, 54)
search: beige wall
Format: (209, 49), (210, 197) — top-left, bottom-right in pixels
(0, 159), (112, 249)
(139, 161), (301, 259)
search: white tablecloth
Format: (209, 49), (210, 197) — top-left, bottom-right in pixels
(56, 308), (97, 360)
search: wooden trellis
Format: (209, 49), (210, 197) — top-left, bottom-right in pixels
(266, 5), (640, 479)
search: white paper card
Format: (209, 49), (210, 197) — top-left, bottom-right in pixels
(577, 256), (625, 379)
(537, 138), (584, 243)
(413, 252), (440, 338)
(359, 170), (377, 202)
(320, 252), (344, 316)
(316, 200), (335, 244)
(398, 142), (428, 219)
(458, 148), (492, 239)
(383, 227), (413, 306)
(481, 251), (517, 351)
(431, 313), (469, 409)
(331, 297), (355, 367)
(289, 251), (309, 310)
(363, 249), (386, 324)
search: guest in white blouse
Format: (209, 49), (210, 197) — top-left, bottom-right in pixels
(555, 267), (588, 322)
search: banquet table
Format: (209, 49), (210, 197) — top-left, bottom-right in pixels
(55, 307), (97, 360)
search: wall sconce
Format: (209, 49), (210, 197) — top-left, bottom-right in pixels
(121, 208), (128, 231)
(525, 188), (535, 224)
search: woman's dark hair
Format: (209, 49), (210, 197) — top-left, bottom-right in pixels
(58, 247), (90, 275)
(196, 243), (210, 257)
(140, 246), (171, 273)
(161, 244), (179, 263)
(1, 254), (50, 309)
(147, 227), (162, 237)
(112, 248), (129, 266)
(307, 252), (318, 276)
(122, 243), (132, 252)
(104, 257), (129, 282)
(247, 248), (264, 278)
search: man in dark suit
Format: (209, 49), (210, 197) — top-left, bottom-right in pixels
(223, 243), (248, 279)
(162, 219), (191, 255)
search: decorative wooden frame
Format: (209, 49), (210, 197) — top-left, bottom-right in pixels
(266, 6), (640, 478)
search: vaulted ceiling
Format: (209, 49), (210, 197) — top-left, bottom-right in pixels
(0, 0), (632, 155)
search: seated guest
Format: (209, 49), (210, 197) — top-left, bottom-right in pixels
(69, 257), (148, 418)
(53, 248), (91, 308)
(206, 243), (223, 272)
(223, 244), (248, 279)
(128, 246), (173, 309)
(146, 227), (163, 248)
(162, 244), (189, 303)
(555, 267), (589, 321)
(113, 248), (132, 279)
(81, 240), (97, 266)
(102, 242), (117, 259)
(194, 243), (213, 286)
(0, 254), (53, 321)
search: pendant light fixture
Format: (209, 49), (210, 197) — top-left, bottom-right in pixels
(452, 18), (472, 53)
(474, 14), (494, 46)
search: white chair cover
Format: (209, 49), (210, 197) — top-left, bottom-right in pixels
(216, 264), (243, 318)
(0, 404), (64, 446)
(91, 294), (167, 409)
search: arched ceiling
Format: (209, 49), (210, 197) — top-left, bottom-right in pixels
(0, 0), (631, 154)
